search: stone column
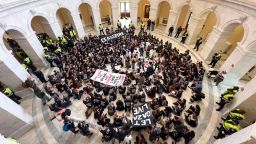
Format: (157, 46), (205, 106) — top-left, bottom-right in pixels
(0, 53), (29, 90)
(220, 44), (256, 86)
(48, 20), (63, 38)
(164, 10), (179, 34)
(0, 92), (33, 137)
(71, 13), (86, 38)
(130, 5), (138, 26)
(149, 6), (158, 22)
(186, 16), (204, 44)
(200, 26), (223, 60)
(18, 32), (48, 68)
(92, 8), (101, 32)
(111, 6), (120, 29)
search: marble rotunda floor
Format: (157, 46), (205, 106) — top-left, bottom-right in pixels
(18, 29), (224, 144)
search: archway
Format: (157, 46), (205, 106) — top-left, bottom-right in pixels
(31, 16), (56, 39)
(198, 11), (217, 40)
(79, 3), (95, 32)
(156, 1), (171, 31)
(99, 0), (112, 26)
(176, 5), (191, 29)
(3, 29), (41, 69)
(56, 8), (77, 33)
(137, 0), (150, 25)
(211, 23), (244, 68)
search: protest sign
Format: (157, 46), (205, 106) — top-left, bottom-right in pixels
(90, 69), (126, 86)
(132, 103), (153, 127)
(100, 31), (125, 43)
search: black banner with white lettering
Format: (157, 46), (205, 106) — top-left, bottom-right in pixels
(100, 31), (126, 43)
(132, 103), (153, 127)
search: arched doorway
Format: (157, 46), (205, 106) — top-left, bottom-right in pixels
(137, 0), (150, 25)
(156, 1), (171, 31)
(3, 30), (41, 69)
(198, 11), (217, 40)
(211, 23), (244, 68)
(56, 8), (77, 33)
(31, 16), (56, 39)
(79, 3), (95, 32)
(99, 0), (112, 27)
(176, 5), (191, 29)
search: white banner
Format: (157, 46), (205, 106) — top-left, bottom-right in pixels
(90, 69), (126, 86)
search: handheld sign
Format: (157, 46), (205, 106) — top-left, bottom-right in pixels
(132, 103), (153, 127)
(100, 31), (125, 43)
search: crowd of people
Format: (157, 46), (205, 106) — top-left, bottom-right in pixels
(22, 21), (207, 144)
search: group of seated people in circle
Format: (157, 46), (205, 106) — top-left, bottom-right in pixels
(35, 23), (206, 144)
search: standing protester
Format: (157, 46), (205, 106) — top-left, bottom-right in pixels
(151, 20), (155, 31)
(209, 52), (222, 68)
(147, 19), (151, 31)
(99, 24), (105, 35)
(117, 20), (122, 30)
(141, 22), (145, 32)
(194, 37), (203, 51)
(33, 69), (47, 83)
(181, 30), (189, 44)
(168, 25), (174, 37)
(175, 26), (182, 38)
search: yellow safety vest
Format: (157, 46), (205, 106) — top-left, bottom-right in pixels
(223, 93), (234, 100)
(55, 48), (61, 54)
(69, 30), (76, 37)
(229, 112), (245, 119)
(24, 57), (31, 64)
(141, 23), (145, 28)
(21, 64), (27, 70)
(223, 120), (240, 132)
(44, 54), (51, 59)
(60, 37), (68, 45)
(129, 23), (134, 28)
(3, 88), (13, 96)
(7, 137), (19, 144)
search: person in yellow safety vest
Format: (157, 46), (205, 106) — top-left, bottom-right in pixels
(46, 38), (54, 46)
(23, 57), (37, 71)
(214, 119), (240, 139)
(59, 36), (68, 45)
(223, 109), (245, 121)
(216, 92), (235, 111)
(69, 30), (77, 40)
(7, 137), (20, 144)
(129, 21), (134, 29)
(227, 86), (240, 93)
(117, 20), (122, 30)
(21, 63), (28, 70)
(44, 52), (54, 67)
(54, 47), (62, 54)
(141, 22), (145, 32)
(1, 87), (22, 104)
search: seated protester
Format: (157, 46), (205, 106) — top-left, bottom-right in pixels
(159, 95), (168, 106)
(103, 86), (110, 96)
(107, 103), (116, 116)
(146, 87), (157, 99)
(172, 115), (182, 126)
(100, 126), (115, 142)
(165, 118), (173, 129)
(189, 80), (202, 93)
(77, 121), (93, 137)
(150, 99), (160, 110)
(93, 92), (102, 106)
(115, 126), (131, 143)
(172, 104), (184, 116)
(116, 99), (125, 111)
(139, 93), (146, 103)
(100, 97), (109, 109)
(123, 77), (131, 86)
(109, 90), (117, 102)
(83, 96), (94, 118)
(54, 96), (71, 109)
(129, 85), (137, 94)
(113, 114), (123, 127)
(144, 77), (151, 86)
(94, 106), (103, 119)
(186, 104), (201, 116)
(163, 106), (173, 117)
(152, 109), (162, 122)
(170, 124), (187, 143)
(146, 63), (155, 77)
(97, 114), (110, 127)
(160, 126), (169, 141)
(63, 118), (79, 134)
(185, 113), (198, 127)
(118, 86), (126, 95)
(183, 128), (195, 144)
(190, 92), (205, 102)
(174, 99), (186, 109)
(149, 127), (161, 142)
(74, 89), (84, 100)
(124, 95), (132, 112)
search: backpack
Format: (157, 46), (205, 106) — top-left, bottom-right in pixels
(63, 123), (70, 131)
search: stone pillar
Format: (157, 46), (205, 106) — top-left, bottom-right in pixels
(92, 8), (101, 32)
(0, 53), (29, 90)
(111, 6), (120, 29)
(48, 20), (63, 38)
(130, 5), (138, 26)
(0, 92), (33, 137)
(17, 32), (48, 68)
(220, 44), (256, 86)
(71, 13), (86, 38)
(186, 16), (204, 44)
(149, 6), (158, 22)
(200, 26), (223, 60)
(165, 10), (179, 34)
